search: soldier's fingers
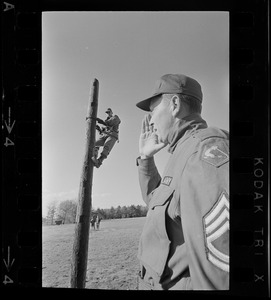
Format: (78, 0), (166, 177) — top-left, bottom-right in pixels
(141, 115), (148, 133)
(145, 114), (152, 130)
(147, 114), (153, 132)
(141, 117), (146, 134)
(148, 114), (155, 133)
(146, 113), (152, 124)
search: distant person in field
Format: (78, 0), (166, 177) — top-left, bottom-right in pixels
(95, 215), (101, 230)
(90, 216), (96, 230)
(91, 108), (121, 168)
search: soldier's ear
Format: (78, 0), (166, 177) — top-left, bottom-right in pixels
(170, 95), (181, 117)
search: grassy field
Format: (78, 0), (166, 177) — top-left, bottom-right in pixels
(42, 217), (146, 290)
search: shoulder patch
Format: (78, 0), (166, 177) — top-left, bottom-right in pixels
(203, 192), (229, 272)
(202, 145), (229, 167)
(161, 176), (173, 186)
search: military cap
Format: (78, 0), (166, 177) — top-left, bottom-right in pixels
(105, 108), (112, 113)
(136, 74), (203, 111)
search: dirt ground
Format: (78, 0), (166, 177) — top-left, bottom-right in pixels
(42, 217), (146, 290)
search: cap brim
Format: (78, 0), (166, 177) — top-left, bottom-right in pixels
(136, 94), (162, 112)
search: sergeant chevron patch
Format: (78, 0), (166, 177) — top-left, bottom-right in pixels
(203, 192), (229, 272)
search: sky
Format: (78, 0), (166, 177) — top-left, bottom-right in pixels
(42, 11), (229, 217)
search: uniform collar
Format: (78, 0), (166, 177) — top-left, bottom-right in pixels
(167, 113), (208, 153)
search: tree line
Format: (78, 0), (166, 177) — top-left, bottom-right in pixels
(43, 199), (148, 225)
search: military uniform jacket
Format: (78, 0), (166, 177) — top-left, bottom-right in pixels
(104, 115), (121, 139)
(137, 114), (229, 290)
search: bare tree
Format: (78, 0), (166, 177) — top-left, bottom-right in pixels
(57, 200), (77, 224)
(70, 200), (77, 223)
(46, 200), (58, 225)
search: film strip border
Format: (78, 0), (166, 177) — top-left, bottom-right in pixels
(2, 1), (41, 289)
(230, 6), (269, 296)
(1, 1), (269, 296)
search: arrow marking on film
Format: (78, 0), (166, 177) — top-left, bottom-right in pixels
(4, 107), (16, 134)
(3, 246), (15, 272)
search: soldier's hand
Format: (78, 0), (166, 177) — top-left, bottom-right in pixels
(139, 114), (167, 158)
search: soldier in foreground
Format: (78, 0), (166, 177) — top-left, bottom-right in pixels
(91, 108), (121, 168)
(136, 74), (229, 290)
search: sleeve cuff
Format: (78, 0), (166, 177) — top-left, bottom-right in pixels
(136, 156), (157, 171)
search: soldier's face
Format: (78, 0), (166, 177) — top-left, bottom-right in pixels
(149, 95), (174, 143)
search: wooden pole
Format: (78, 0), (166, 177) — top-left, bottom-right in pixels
(70, 78), (99, 288)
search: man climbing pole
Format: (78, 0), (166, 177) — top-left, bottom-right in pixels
(91, 108), (121, 168)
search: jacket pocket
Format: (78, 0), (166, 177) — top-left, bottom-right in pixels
(139, 185), (175, 277)
(149, 185), (175, 209)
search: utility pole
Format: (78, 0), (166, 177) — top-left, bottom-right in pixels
(70, 78), (99, 288)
